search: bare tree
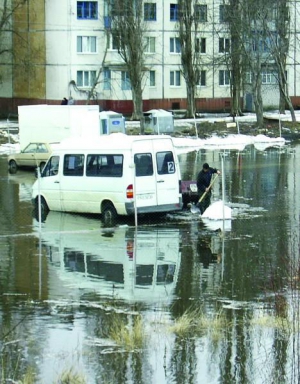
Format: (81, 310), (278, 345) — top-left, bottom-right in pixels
(0, 0), (30, 86)
(227, 0), (244, 117)
(177, 0), (202, 118)
(224, 0), (276, 128)
(225, 0), (295, 126)
(271, 0), (296, 120)
(107, 0), (146, 133)
(69, 31), (110, 105)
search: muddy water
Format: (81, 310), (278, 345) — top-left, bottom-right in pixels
(0, 142), (300, 384)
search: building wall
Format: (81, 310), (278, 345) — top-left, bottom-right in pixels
(0, 0), (299, 115)
(12, 0), (46, 99)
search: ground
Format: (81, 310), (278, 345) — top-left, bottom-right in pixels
(1, 116), (300, 146)
(174, 119), (300, 140)
(126, 118), (300, 140)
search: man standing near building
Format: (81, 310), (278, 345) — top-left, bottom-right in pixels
(196, 163), (221, 214)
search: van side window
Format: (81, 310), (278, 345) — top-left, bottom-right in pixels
(86, 154), (123, 177)
(42, 156), (60, 177)
(63, 154), (84, 176)
(157, 151), (175, 175)
(135, 153), (153, 176)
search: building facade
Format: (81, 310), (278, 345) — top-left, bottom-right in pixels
(1, 0), (300, 115)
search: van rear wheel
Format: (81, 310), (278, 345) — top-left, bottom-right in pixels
(102, 203), (117, 227)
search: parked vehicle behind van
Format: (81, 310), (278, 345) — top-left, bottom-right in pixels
(31, 134), (182, 224)
(8, 142), (59, 173)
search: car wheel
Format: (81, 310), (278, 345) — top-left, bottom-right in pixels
(102, 203), (117, 227)
(8, 160), (18, 174)
(34, 196), (49, 222)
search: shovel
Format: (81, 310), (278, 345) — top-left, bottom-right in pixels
(190, 174), (219, 214)
(198, 174), (219, 204)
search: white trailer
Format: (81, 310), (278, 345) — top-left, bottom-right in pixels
(18, 104), (100, 150)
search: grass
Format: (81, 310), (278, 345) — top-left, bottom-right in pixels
(250, 314), (292, 334)
(169, 308), (229, 341)
(109, 314), (146, 351)
(55, 368), (86, 384)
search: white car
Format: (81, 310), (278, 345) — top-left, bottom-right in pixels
(8, 142), (58, 173)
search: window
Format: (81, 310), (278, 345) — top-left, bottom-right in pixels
(77, 70), (97, 87)
(145, 37), (156, 53)
(199, 70), (206, 86)
(170, 37), (181, 53)
(170, 4), (179, 21)
(110, 33), (119, 50)
(110, 0), (132, 17)
(144, 3), (156, 21)
(219, 4), (230, 22)
(247, 71), (278, 84)
(149, 70), (156, 86)
(245, 72), (252, 84)
(219, 70), (230, 86)
(42, 156), (60, 177)
(103, 67), (111, 90)
(219, 38), (230, 53)
(77, 36), (97, 53)
(170, 70), (181, 86)
(196, 38), (206, 54)
(23, 143), (47, 153)
(77, 1), (98, 19)
(86, 154), (123, 177)
(121, 71), (131, 90)
(134, 154), (153, 177)
(63, 154), (84, 176)
(157, 152), (175, 175)
(261, 71), (277, 84)
(252, 35), (272, 52)
(195, 4), (207, 22)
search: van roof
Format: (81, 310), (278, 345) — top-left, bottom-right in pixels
(57, 133), (173, 151)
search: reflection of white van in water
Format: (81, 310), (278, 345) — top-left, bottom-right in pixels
(31, 134), (182, 223)
(33, 211), (181, 303)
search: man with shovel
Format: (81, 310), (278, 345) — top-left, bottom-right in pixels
(196, 163), (221, 214)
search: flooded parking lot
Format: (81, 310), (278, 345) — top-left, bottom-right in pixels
(1, 142), (300, 383)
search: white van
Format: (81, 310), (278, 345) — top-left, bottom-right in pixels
(31, 133), (182, 223)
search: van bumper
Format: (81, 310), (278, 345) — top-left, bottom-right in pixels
(125, 198), (183, 216)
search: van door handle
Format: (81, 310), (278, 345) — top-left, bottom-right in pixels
(54, 181), (60, 183)
(157, 180), (164, 183)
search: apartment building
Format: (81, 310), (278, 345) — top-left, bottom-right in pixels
(1, 0), (300, 115)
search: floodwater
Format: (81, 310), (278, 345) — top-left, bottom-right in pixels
(1, 142), (300, 384)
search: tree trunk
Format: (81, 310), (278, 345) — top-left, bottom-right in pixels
(186, 82), (196, 118)
(131, 85), (144, 134)
(252, 73), (264, 128)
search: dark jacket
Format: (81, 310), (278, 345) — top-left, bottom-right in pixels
(197, 167), (218, 193)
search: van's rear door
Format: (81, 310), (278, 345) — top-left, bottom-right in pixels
(133, 137), (180, 211)
(134, 147), (158, 208)
(152, 139), (180, 206)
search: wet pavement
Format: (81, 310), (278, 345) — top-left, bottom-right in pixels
(1, 142), (300, 383)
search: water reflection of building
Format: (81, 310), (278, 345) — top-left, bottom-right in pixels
(34, 211), (181, 303)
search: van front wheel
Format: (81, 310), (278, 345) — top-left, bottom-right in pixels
(102, 203), (117, 227)
(34, 196), (49, 222)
